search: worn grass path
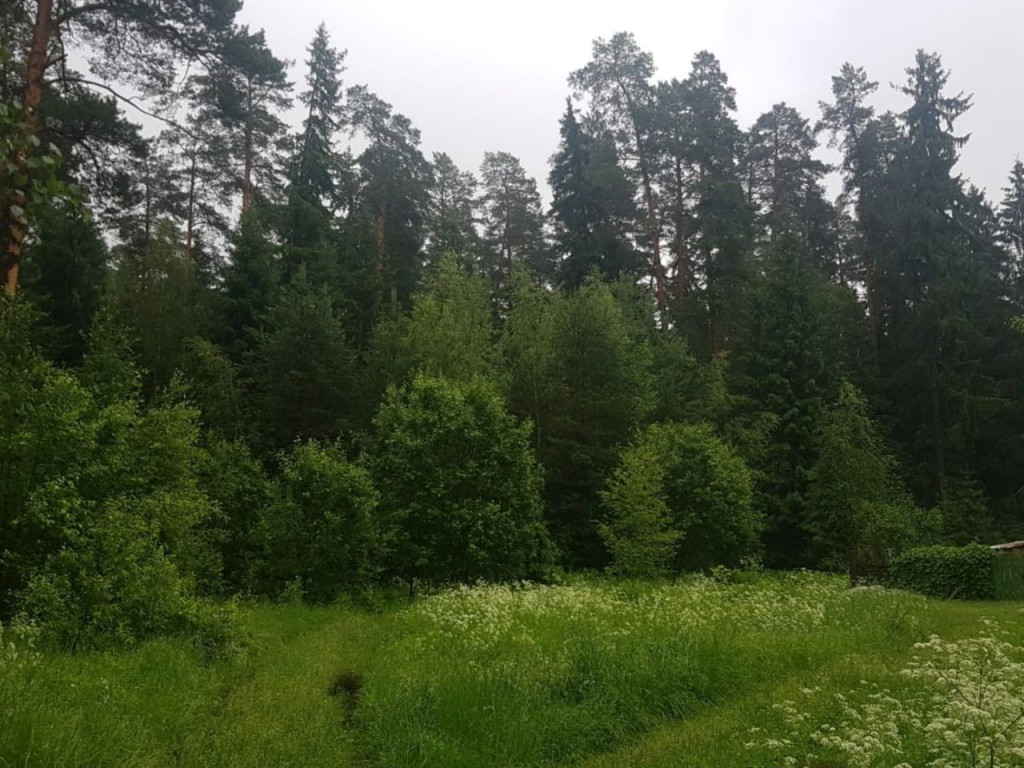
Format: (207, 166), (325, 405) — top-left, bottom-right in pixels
(0, 603), (395, 768)
(178, 604), (394, 768)
(577, 600), (1024, 768)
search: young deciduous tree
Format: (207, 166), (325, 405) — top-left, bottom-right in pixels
(366, 374), (553, 586)
(603, 422), (760, 573)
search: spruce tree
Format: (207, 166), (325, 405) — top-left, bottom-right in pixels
(548, 99), (636, 290)
(283, 24), (346, 255)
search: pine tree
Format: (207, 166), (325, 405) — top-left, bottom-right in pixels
(190, 27), (292, 214)
(480, 151), (550, 297)
(730, 230), (841, 566)
(664, 52), (753, 355)
(744, 103), (834, 263)
(219, 208), (282, 362)
(252, 269), (357, 450)
(998, 160), (1024, 305)
(347, 85), (432, 310)
(425, 152), (481, 269)
(570, 33), (668, 311)
(877, 51), (1011, 507)
(2, 0), (244, 292)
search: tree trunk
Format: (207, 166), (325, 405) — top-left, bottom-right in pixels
(241, 82), (254, 213)
(637, 149), (668, 314)
(4, 0), (54, 296)
(186, 150), (197, 263)
(376, 199), (387, 272)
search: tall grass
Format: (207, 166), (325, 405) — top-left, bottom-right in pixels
(0, 603), (394, 768)
(3, 576), (1021, 768)
(358, 574), (933, 767)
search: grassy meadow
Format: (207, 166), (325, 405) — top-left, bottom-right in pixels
(3, 573), (1023, 768)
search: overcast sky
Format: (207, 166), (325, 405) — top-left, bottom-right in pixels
(238, 0), (1024, 203)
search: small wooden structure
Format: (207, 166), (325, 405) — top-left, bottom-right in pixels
(992, 541), (1024, 599)
(991, 540), (1024, 555)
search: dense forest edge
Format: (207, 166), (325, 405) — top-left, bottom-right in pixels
(1, 0), (1024, 660)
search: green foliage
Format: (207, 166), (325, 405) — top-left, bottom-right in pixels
(598, 439), (680, 577)
(731, 231), (848, 567)
(603, 423), (761, 573)
(108, 220), (209, 391)
(404, 254), (497, 381)
(888, 544), (996, 600)
(18, 494), (237, 654)
(366, 374), (553, 584)
(993, 555), (1024, 600)
(503, 276), (654, 566)
(178, 337), (250, 441)
(257, 441), (379, 602)
(22, 203), (107, 364)
(252, 270), (357, 449)
(0, 301), (233, 651)
(197, 438), (278, 594)
(808, 382), (938, 576)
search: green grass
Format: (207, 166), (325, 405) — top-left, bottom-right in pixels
(0, 602), (397, 768)
(2, 575), (1023, 768)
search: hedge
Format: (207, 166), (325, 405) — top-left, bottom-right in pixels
(887, 544), (995, 600)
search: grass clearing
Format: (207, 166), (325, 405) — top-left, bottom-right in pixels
(2, 575), (1023, 768)
(1, 602), (397, 768)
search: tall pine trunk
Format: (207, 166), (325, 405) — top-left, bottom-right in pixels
(4, 0), (53, 296)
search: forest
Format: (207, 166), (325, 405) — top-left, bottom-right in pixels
(2, 0), (1024, 657)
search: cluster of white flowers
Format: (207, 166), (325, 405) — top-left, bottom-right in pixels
(747, 621), (1024, 768)
(403, 577), (860, 655)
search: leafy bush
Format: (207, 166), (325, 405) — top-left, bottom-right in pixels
(198, 438), (280, 594)
(366, 374), (554, 585)
(257, 441), (380, 602)
(601, 422), (761, 573)
(807, 382), (935, 576)
(0, 304), (235, 652)
(18, 493), (238, 655)
(888, 544), (996, 600)
(598, 438), (680, 577)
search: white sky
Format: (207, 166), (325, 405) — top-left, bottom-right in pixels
(238, 0), (1024, 203)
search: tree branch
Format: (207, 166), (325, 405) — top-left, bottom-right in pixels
(55, 75), (197, 139)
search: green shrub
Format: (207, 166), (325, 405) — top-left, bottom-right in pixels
(18, 494), (238, 655)
(598, 439), (680, 577)
(601, 422), (761, 574)
(366, 374), (554, 585)
(1, 305), (236, 653)
(257, 441), (380, 602)
(888, 544), (995, 600)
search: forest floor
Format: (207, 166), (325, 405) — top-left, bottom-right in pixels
(3, 574), (1023, 768)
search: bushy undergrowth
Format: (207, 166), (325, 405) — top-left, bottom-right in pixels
(359, 573), (930, 767)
